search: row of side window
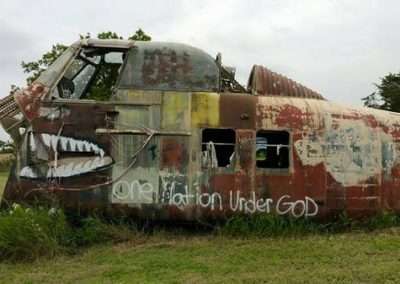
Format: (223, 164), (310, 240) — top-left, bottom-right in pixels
(201, 128), (290, 169)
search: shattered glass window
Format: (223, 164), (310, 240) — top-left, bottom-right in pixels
(104, 52), (124, 64)
(64, 59), (86, 80)
(55, 49), (127, 101)
(202, 128), (236, 168)
(256, 130), (290, 169)
(85, 52), (123, 101)
(72, 64), (96, 98)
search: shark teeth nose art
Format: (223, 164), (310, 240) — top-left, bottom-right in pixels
(39, 133), (105, 157)
(20, 133), (111, 178)
(44, 156), (113, 178)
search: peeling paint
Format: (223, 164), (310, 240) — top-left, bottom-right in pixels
(295, 115), (396, 186)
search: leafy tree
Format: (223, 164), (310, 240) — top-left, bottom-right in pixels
(10, 84), (20, 94)
(129, 28), (151, 41)
(362, 72), (400, 112)
(21, 29), (151, 85)
(22, 44), (68, 84)
(85, 54), (122, 101)
(97, 31), (123, 40)
(0, 139), (15, 154)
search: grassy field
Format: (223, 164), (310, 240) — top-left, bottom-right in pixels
(1, 172), (400, 283)
(1, 229), (400, 283)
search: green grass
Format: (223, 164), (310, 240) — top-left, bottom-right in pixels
(1, 229), (400, 283)
(1, 172), (400, 283)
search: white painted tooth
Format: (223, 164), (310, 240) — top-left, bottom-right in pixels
(103, 156), (112, 166)
(88, 158), (96, 170)
(29, 133), (36, 152)
(55, 165), (65, 177)
(64, 163), (74, 176)
(47, 168), (54, 178)
(70, 163), (78, 175)
(83, 141), (91, 152)
(92, 157), (101, 167)
(69, 138), (77, 152)
(41, 134), (51, 147)
(61, 165), (68, 177)
(20, 166), (30, 176)
(60, 137), (68, 151)
(78, 161), (85, 171)
(20, 166), (37, 178)
(87, 142), (94, 152)
(73, 161), (84, 174)
(92, 144), (100, 154)
(76, 141), (83, 152)
(71, 166), (78, 176)
(83, 160), (92, 171)
(50, 135), (58, 152)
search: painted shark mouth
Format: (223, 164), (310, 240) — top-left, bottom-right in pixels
(20, 133), (113, 178)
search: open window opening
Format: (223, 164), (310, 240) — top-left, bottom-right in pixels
(55, 49), (126, 101)
(202, 128), (235, 168)
(256, 130), (289, 169)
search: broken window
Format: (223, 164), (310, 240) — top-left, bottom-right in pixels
(202, 129), (235, 168)
(55, 49), (126, 101)
(256, 130), (289, 169)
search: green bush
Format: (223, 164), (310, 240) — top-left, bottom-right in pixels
(0, 204), (69, 261)
(350, 212), (400, 231)
(68, 217), (135, 247)
(220, 213), (324, 237)
(0, 204), (137, 262)
(220, 212), (400, 237)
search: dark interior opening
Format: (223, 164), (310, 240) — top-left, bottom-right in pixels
(256, 130), (289, 169)
(202, 128), (235, 167)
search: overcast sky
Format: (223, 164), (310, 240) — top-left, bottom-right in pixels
(0, 0), (399, 139)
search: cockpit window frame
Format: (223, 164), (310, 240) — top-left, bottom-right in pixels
(46, 44), (130, 102)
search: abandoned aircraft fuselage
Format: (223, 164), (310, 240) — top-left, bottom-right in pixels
(1, 39), (399, 220)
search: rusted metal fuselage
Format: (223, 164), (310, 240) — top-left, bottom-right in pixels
(1, 39), (399, 221)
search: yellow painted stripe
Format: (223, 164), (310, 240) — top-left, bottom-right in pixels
(191, 92), (220, 127)
(162, 92), (190, 130)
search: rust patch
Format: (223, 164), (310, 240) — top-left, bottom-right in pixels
(208, 174), (235, 209)
(237, 130), (254, 171)
(275, 104), (313, 130)
(219, 94), (256, 129)
(248, 65), (324, 100)
(14, 83), (48, 122)
(142, 48), (192, 87)
(160, 138), (187, 170)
